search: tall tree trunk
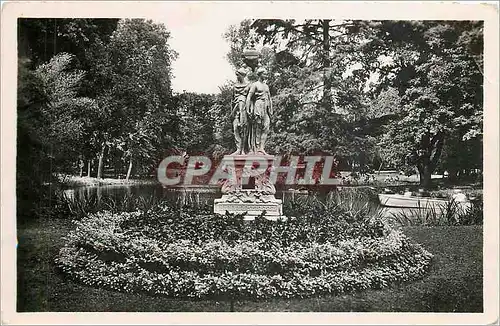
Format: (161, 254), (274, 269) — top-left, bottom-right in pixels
(377, 160), (384, 174)
(417, 132), (444, 189)
(97, 144), (106, 179)
(78, 157), (84, 177)
(321, 19), (331, 109)
(448, 167), (459, 183)
(87, 159), (92, 177)
(126, 157), (133, 181)
(418, 163), (432, 189)
(53, 19), (57, 56)
(44, 20), (48, 61)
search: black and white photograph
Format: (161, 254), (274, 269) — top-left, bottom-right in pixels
(1, 1), (499, 325)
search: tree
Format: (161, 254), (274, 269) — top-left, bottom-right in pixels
(18, 18), (119, 68)
(17, 53), (95, 220)
(173, 92), (218, 155)
(211, 83), (235, 157)
(250, 19), (370, 110)
(95, 19), (177, 179)
(115, 118), (159, 180)
(360, 21), (483, 188)
(34, 53), (97, 168)
(16, 18), (179, 185)
(17, 58), (50, 220)
(18, 18), (121, 177)
(224, 19), (377, 168)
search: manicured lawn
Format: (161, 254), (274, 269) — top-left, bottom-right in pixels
(16, 218), (482, 312)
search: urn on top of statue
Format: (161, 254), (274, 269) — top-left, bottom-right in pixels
(242, 40), (260, 72)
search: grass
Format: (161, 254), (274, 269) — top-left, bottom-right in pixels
(17, 218), (482, 312)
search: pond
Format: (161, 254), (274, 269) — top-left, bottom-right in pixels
(61, 183), (415, 220)
(62, 183), (330, 207)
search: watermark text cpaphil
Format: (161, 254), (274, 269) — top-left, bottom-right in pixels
(157, 155), (342, 186)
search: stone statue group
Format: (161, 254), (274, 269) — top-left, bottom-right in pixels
(231, 66), (272, 156)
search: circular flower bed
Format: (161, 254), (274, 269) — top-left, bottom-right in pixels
(56, 200), (433, 299)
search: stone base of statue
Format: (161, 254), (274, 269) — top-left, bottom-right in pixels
(213, 154), (284, 220)
(214, 191), (283, 220)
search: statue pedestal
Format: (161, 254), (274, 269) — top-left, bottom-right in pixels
(213, 154), (284, 220)
(214, 191), (283, 220)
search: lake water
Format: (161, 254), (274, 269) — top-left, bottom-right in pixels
(62, 183), (316, 206)
(62, 183), (418, 220)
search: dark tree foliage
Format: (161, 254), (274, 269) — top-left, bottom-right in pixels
(16, 18), (179, 220)
(224, 19), (379, 169)
(223, 20), (483, 185)
(18, 18), (118, 67)
(173, 92), (218, 155)
(96, 19), (178, 179)
(17, 58), (50, 221)
(358, 21), (483, 187)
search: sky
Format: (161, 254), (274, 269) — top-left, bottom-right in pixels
(154, 15), (242, 94)
(156, 14), (384, 96)
(151, 4), (395, 95)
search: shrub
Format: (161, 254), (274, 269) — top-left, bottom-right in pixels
(56, 197), (433, 299)
(389, 196), (483, 227)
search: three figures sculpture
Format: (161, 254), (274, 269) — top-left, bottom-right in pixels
(214, 41), (283, 220)
(231, 43), (272, 155)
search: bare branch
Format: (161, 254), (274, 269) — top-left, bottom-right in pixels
(328, 23), (355, 30)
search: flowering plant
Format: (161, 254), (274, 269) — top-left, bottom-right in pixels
(56, 200), (433, 299)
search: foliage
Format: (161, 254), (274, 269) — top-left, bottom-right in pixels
(388, 196), (483, 227)
(224, 20), (386, 169)
(211, 82), (238, 157)
(17, 18), (484, 185)
(38, 191), (164, 221)
(222, 20), (483, 182)
(17, 54), (95, 220)
(18, 18), (119, 71)
(41, 187), (218, 222)
(94, 19), (178, 177)
(18, 19), (121, 176)
(360, 21), (483, 188)
(34, 53), (98, 166)
(17, 18), (178, 182)
(56, 197), (433, 299)
(17, 19), (120, 219)
(173, 92), (218, 154)
(17, 58), (51, 220)
(18, 214), (481, 312)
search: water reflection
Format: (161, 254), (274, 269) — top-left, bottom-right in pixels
(62, 184), (320, 207)
(64, 184), (166, 202)
(62, 184), (405, 219)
